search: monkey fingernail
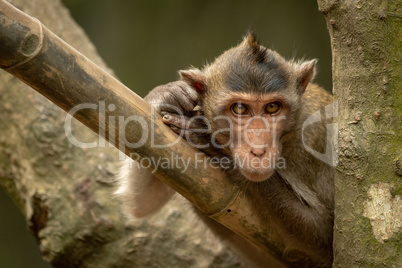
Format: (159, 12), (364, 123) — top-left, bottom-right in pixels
(163, 114), (170, 120)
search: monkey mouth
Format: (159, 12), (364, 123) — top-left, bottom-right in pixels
(233, 153), (278, 182)
(240, 169), (274, 182)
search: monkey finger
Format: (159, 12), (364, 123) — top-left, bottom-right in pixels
(171, 93), (196, 112)
(162, 113), (190, 130)
(162, 81), (199, 111)
(163, 115), (191, 137)
(169, 125), (182, 135)
(177, 81), (200, 104)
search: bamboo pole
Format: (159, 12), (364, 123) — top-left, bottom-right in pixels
(0, 1), (302, 266)
(0, 0), (236, 214)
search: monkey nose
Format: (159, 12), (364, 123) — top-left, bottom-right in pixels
(251, 148), (266, 157)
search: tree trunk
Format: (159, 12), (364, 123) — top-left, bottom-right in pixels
(0, 0), (243, 267)
(317, 0), (402, 266)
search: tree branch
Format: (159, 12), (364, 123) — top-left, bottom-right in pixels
(317, 0), (402, 266)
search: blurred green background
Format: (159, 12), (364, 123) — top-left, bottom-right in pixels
(0, 1), (331, 267)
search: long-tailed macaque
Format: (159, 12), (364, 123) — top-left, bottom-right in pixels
(116, 33), (335, 267)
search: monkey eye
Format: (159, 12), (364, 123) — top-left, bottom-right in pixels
(265, 102), (281, 114)
(231, 103), (249, 115)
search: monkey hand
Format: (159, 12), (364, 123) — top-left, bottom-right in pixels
(144, 81), (200, 116)
(162, 112), (214, 155)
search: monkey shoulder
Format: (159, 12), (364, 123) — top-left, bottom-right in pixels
(303, 83), (333, 108)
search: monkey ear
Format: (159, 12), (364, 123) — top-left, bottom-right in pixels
(296, 59), (317, 93)
(179, 69), (207, 93)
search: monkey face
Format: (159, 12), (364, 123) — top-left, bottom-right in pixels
(208, 92), (290, 182)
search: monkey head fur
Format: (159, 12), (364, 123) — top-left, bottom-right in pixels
(180, 33), (317, 182)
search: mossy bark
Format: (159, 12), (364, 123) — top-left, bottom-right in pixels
(317, 0), (402, 266)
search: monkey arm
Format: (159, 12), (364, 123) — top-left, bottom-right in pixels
(116, 81), (203, 218)
(116, 160), (175, 218)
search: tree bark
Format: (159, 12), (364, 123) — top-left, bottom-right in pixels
(317, 0), (402, 266)
(0, 0), (244, 267)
